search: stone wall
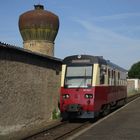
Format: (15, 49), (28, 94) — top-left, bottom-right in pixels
(0, 44), (62, 139)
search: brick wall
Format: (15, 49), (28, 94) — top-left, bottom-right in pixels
(23, 40), (54, 56)
(0, 45), (62, 139)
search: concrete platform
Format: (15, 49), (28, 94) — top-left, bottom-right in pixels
(70, 97), (140, 140)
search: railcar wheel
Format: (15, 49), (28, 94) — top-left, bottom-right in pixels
(123, 98), (127, 105)
(116, 98), (127, 108)
(61, 112), (69, 121)
(101, 104), (111, 117)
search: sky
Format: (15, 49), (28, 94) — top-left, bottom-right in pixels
(0, 0), (140, 70)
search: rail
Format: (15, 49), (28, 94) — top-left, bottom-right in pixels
(23, 93), (140, 140)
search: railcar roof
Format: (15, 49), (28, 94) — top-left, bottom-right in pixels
(63, 55), (106, 64)
(107, 61), (127, 72)
(63, 55), (127, 72)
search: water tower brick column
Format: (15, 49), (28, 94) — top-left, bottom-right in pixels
(24, 40), (54, 56)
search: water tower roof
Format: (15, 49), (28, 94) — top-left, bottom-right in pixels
(18, 4), (59, 42)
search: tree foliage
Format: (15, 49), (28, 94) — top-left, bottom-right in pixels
(128, 61), (140, 79)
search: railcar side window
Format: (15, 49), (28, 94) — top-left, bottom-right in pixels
(108, 69), (110, 85)
(114, 71), (116, 86)
(118, 72), (120, 85)
(100, 65), (106, 85)
(100, 72), (105, 84)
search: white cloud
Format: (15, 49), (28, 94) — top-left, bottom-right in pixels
(92, 12), (140, 21)
(56, 18), (140, 69)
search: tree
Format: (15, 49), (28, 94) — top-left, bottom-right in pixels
(128, 61), (140, 79)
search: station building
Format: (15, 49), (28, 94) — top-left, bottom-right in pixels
(0, 4), (62, 140)
(127, 79), (140, 93)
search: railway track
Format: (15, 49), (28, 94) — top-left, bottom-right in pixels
(23, 120), (91, 140)
(23, 94), (140, 140)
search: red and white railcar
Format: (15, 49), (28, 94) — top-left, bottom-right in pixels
(60, 55), (127, 120)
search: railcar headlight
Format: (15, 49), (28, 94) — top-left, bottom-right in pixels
(85, 94), (89, 98)
(62, 94), (70, 99)
(85, 94), (93, 99)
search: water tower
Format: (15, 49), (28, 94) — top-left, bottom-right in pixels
(18, 4), (59, 56)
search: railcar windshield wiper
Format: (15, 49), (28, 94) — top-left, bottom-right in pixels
(76, 68), (87, 90)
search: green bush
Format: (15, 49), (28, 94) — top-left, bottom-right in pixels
(128, 61), (140, 79)
(52, 109), (60, 119)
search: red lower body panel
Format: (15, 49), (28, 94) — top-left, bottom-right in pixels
(60, 86), (127, 119)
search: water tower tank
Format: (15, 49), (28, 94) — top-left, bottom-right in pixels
(19, 4), (59, 56)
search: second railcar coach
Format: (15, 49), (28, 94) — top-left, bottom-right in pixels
(60, 55), (127, 120)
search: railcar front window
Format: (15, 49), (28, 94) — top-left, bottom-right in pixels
(65, 65), (92, 88)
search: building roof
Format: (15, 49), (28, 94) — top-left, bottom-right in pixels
(0, 41), (62, 63)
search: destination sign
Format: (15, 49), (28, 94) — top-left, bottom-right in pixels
(72, 59), (90, 63)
